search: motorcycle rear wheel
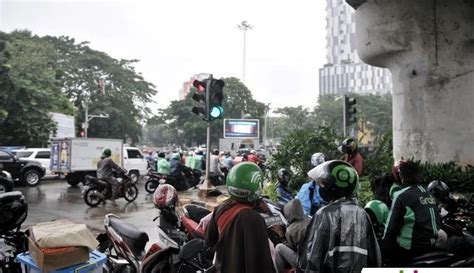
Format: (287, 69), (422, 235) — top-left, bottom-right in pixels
(84, 187), (103, 207)
(144, 179), (158, 193)
(124, 184), (138, 202)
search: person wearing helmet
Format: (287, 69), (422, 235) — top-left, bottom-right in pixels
(427, 180), (459, 216)
(382, 160), (441, 266)
(156, 152), (170, 175)
(339, 138), (364, 176)
(276, 168), (293, 204)
(169, 153), (189, 191)
(247, 149), (260, 165)
(296, 153), (326, 216)
(97, 148), (126, 206)
(205, 162), (275, 273)
(300, 160), (381, 272)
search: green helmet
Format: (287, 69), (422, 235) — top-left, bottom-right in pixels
(307, 160), (358, 201)
(364, 200), (389, 225)
(226, 162), (263, 203)
(102, 148), (111, 157)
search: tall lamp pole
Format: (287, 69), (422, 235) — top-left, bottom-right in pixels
(237, 21), (252, 84)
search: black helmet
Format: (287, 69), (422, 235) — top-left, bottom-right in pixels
(0, 191), (28, 233)
(427, 180), (450, 203)
(307, 160), (359, 201)
(339, 138), (358, 154)
(277, 168), (291, 186)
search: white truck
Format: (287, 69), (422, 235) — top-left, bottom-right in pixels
(50, 138), (147, 186)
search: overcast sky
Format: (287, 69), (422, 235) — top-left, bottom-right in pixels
(0, 0), (327, 111)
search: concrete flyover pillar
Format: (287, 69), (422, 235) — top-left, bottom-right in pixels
(346, 0), (474, 165)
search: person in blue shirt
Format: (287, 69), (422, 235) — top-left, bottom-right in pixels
(296, 152), (327, 216)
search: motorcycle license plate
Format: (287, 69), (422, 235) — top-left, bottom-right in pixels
(263, 215), (284, 227)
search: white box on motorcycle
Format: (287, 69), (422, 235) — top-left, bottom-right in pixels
(27, 220), (98, 272)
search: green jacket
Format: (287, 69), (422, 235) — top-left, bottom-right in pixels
(156, 158), (171, 175)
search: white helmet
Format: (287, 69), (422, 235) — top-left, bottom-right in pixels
(311, 152), (326, 167)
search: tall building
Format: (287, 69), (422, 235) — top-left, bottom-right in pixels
(179, 73), (209, 100)
(319, 0), (392, 95)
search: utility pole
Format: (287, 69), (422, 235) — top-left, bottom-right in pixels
(237, 21), (252, 83)
(263, 103), (270, 148)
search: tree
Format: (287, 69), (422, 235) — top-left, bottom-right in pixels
(44, 35), (157, 144)
(145, 77), (266, 148)
(313, 93), (392, 143)
(273, 106), (313, 138)
(0, 31), (74, 147)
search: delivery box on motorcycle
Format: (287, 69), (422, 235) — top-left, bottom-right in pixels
(27, 220), (99, 272)
(28, 237), (89, 272)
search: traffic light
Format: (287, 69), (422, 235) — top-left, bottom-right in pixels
(208, 79), (225, 120)
(344, 95), (357, 126)
(191, 79), (208, 119)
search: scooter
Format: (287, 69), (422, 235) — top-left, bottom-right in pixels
(83, 171), (139, 207)
(144, 170), (177, 194)
(99, 213), (215, 273)
(0, 191), (28, 273)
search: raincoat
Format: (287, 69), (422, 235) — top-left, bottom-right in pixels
(284, 199), (311, 251)
(156, 158), (170, 175)
(302, 197), (381, 273)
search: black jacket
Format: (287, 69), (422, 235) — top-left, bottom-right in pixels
(383, 184), (441, 251)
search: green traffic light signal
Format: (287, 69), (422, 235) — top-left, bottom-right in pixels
(210, 106), (224, 118)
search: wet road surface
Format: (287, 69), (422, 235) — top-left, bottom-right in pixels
(16, 178), (227, 248)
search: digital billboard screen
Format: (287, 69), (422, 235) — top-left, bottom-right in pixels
(224, 119), (259, 139)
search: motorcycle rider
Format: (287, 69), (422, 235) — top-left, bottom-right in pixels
(205, 162), (275, 273)
(169, 153), (188, 191)
(301, 160), (381, 272)
(339, 138), (364, 176)
(382, 160), (441, 265)
(248, 150), (260, 165)
(97, 148), (125, 206)
(209, 149), (224, 185)
(156, 152), (170, 175)
(276, 168), (293, 204)
(426, 180), (460, 216)
(274, 198), (310, 273)
(296, 153), (326, 216)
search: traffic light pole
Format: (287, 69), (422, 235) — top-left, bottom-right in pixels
(343, 94), (347, 137)
(200, 74), (215, 191)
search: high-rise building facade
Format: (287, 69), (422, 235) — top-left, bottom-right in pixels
(319, 0), (392, 95)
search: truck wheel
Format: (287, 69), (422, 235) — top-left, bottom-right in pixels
(23, 170), (41, 186)
(129, 171), (139, 183)
(66, 174), (81, 187)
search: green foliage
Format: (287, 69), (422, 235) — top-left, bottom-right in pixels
(268, 126), (341, 191)
(262, 181), (278, 202)
(418, 162), (474, 193)
(361, 132), (393, 178)
(0, 31), (74, 146)
(313, 93), (392, 143)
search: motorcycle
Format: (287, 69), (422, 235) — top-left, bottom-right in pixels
(144, 170), (177, 194)
(0, 191), (28, 273)
(99, 213), (215, 273)
(83, 171), (139, 207)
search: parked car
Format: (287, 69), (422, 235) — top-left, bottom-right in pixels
(0, 150), (45, 186)
(14, 148), (52, 176)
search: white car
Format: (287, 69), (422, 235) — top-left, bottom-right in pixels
(14, 148), (52, 176)
(123, 147), (148, 183)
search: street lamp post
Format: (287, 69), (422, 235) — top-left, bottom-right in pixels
(237, 20), (252, 84)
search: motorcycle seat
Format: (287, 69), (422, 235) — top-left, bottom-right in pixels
(0, 191), (24, 204)
(183, 204), (211, 223)
(109, 216), (149, 257)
